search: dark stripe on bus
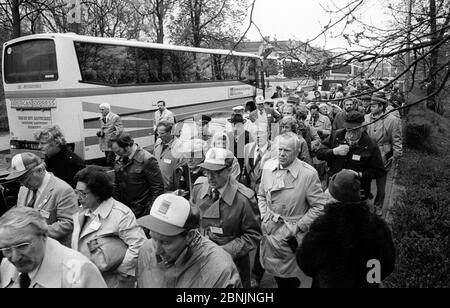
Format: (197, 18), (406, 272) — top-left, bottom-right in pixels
(84, 98), (251, 147)
(84, 119), (151, 130)
(85, 128), (152, 147)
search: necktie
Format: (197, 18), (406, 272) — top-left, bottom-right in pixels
(260, 110), (264, 116)
(161, 144), (169, 154)
(102, 117), (107, 124)
(122, 156), (130, 165)
(19, 273), (31, 288)
(27, 190), (37, 208)
(211, 189), (220, 202)
(256, 148), (262, 163)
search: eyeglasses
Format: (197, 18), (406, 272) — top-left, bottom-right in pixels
(74, 189), (90, 199)
(0, 242), (33, 256)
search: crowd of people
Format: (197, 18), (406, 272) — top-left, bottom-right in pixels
(0, 84), (402, 288)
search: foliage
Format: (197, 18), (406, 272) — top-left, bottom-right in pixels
(168, 0), (248, 48)
(384, 103), (450, 288)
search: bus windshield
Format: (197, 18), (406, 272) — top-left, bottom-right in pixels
(4, 39), (58, 84)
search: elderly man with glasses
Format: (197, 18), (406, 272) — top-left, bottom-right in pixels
(0, 207), (106, 288)
(4, 153), (78, 247)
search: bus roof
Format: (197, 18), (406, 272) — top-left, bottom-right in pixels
(4, 33), (262, 59)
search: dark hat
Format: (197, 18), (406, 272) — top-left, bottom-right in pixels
(197, 115), (212, 125)
(360, 95), (372, 101)
(309, 103), (319, 110)
(343, 111), (365, 129)
(287, 96), (300, 104)
(369, 95), (388, 106)
(228, 113), (247, 124)
(328, 169), (361, 203)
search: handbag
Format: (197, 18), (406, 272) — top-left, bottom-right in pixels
(87, 234), (128, 273)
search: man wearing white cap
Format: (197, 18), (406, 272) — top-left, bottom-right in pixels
(5, 153), (78, 247)
(191, 148), (261, 288)
(97, 103), (123, 167)
(136, 194), (242, 288)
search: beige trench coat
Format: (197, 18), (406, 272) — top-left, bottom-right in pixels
(258, 158), (326, 278)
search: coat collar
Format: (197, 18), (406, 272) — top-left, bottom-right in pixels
(270, 158), (301, 179)
(87, 197), (114, 220)
(199, 178), (238, 207)
(32, 238), (64, 288)
(34, 173), (56, 209)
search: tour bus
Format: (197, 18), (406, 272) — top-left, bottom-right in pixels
(2, 33), (264, 163)
(321, 62), (364, 91)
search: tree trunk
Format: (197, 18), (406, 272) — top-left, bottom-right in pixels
(156, 0), (164, 44)
(12, 0), (21, 38)
(426, 0), (441, 113)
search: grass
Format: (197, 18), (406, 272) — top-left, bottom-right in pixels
(384, 97), (450, 288)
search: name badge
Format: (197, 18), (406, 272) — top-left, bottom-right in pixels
(39, 210), (50, 219)
(164, 159), (172, 164)
(89, 220), (101, 231)
(210, 227), (224, 235)
(352, 155), (361, 161)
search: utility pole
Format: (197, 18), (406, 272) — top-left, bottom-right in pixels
(404, 0), (413, 98)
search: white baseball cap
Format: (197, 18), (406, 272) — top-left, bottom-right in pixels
(232, 106), (245, 112)
(137, 194), (191, 236)
(179, 139), (206, 157)
(255, 95), (265, 105)
(5, 153), (42, 181)
(198, 148), (234, 171)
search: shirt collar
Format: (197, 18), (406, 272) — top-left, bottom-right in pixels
(271, 158), (301, 179)
(31, 238), (64, 288)
(256, 143), (268, 154)
(218, 178), (238, 206)
(199, 178), (238, 206)
(129, 144), (138, 160)
(26, 262), (41, 283)
(84, 198), (114, 220)
(37, 172), (51, 195)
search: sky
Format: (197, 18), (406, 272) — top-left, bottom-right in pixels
(242, 0), (394, 50)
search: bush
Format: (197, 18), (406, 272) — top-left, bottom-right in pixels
(384, 104), (450, 288)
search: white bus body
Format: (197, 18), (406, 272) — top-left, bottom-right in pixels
(2, 33), (264, 162)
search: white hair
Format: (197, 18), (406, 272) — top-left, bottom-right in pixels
(0, 207), (48, 236)
(275, 132), (301, 154)
(99, 103), (111, 110)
